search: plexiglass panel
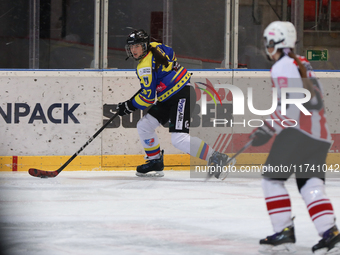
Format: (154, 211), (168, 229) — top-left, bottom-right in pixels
(0, 0), (339, 70)
(0, 0), (95, 69)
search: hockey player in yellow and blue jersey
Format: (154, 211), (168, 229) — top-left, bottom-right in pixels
(117, 29), (235, 177)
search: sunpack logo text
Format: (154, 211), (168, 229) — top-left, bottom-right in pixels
(0, 103), (80, 124)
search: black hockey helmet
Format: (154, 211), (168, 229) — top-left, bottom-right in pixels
(125, 29), (150, 60)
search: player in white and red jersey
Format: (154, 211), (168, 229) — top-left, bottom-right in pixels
(269, 53), (331, 143)
(250, 21), (340, 254)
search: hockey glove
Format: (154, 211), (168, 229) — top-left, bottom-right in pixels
(250, 122), (275, 147)
(117, 100), (137, 116)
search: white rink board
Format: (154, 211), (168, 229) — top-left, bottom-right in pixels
(101, 71), (236, 155)
(0, 71), (103, 156)
(0, 70), (339, 157)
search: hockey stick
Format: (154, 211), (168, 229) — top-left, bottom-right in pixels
(28, 112), (119, 178)
(207, 139), (253, 180)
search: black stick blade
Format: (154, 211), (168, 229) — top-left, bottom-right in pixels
(28, 168), (59, 178)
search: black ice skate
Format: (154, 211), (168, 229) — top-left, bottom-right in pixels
(312, 225), (340, 255)
(136, 150), (164, 177)
(207, 151), (236, 180)
(259, 224), (296, 254)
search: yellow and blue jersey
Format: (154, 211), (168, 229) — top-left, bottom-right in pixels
(131, 42), (191, 110)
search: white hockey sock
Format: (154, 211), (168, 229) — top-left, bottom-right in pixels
(262, 178), (293, 233)
(137, 114), (161, 159)
(171, 133), (190, 154)
(300, 178), (335, 236)
(171, 133), (214, 161)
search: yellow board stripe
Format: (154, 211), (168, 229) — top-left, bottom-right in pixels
(0, 156), (13, 171)
(1, 153), (339, 172)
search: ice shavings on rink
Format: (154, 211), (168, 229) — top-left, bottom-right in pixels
(0, 170), (339, 255)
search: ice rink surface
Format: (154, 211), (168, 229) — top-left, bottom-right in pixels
(0, 170), (340, 255)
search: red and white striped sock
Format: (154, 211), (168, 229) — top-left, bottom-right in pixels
(262, 178), (293, 233)
(301, 178), (335, 236)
